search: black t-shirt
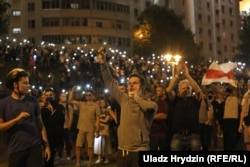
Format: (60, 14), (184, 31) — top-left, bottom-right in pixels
(171, 96), (200, 131)
(41, 101), (65, 138)
(211, 100), (225, 129)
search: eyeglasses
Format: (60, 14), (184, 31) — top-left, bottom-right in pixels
(85, 94), (92, 96)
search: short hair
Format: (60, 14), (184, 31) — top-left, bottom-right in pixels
(5, 68), (29, 90)
(43, 87), (54, 93)
(178, 79), (192, 92)
(85, 89), (95, 95)
(128, 73), (146, 90)
(156, 84), (166, 90)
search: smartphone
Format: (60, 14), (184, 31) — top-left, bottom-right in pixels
(44, 102), (49, 107)
(46, 97), (53, 102)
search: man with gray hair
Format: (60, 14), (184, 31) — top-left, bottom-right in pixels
(166, 62), (202, 151)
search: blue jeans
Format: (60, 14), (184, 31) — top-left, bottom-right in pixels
(171, 132), (201, 151)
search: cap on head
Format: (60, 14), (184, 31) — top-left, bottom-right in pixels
(5, 68), (28, 90)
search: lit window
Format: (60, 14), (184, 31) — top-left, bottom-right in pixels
(71, 3), (79, 9)
(13, 11), (21, 16)
(12, 28), (21, 34)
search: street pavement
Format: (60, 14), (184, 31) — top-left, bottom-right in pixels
(0, 142), (116, 167)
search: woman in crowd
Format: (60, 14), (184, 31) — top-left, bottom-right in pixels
(40, 89), (65, 167)
(94, 98), (112, 164)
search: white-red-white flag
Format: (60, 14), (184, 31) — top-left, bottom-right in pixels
(201, 61), (237, 87)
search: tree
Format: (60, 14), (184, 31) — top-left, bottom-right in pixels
(236, 15), (250, 66)
(133, 5), (202, 63)
(0, 0), (11, 37)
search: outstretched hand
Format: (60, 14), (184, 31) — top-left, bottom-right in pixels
(175, 61), (184, 75)
(97, 47), (106, 64)
(183, 63), (189, 76)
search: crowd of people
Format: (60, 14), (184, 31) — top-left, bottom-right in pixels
(0, 42), (220, 96)
(0, 44), (250, 167)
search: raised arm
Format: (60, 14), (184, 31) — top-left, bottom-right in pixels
(165, 62), (183, 93)
(165, 62), (183, 101)
(97, 47), (123, 102)
(68, 86), (80, 107)
(183, 63), (201, 94)
(183, 63), (202, 100)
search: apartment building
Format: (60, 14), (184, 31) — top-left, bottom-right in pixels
(167, 0), (241, 62)
(7, 0), (241, 61)
(8, 0), (152, 52)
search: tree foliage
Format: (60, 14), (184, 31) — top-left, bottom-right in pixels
(236, 16), (250, 65)
(133, 5), (202, 63)
(0, 0), (11, 37)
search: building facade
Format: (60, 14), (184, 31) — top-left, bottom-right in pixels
(7, 0), (158, 52)
(167, 0), (241, 62)
(7, 0), (241, 61)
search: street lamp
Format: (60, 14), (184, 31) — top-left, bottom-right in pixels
(164, 54), (182, 77)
